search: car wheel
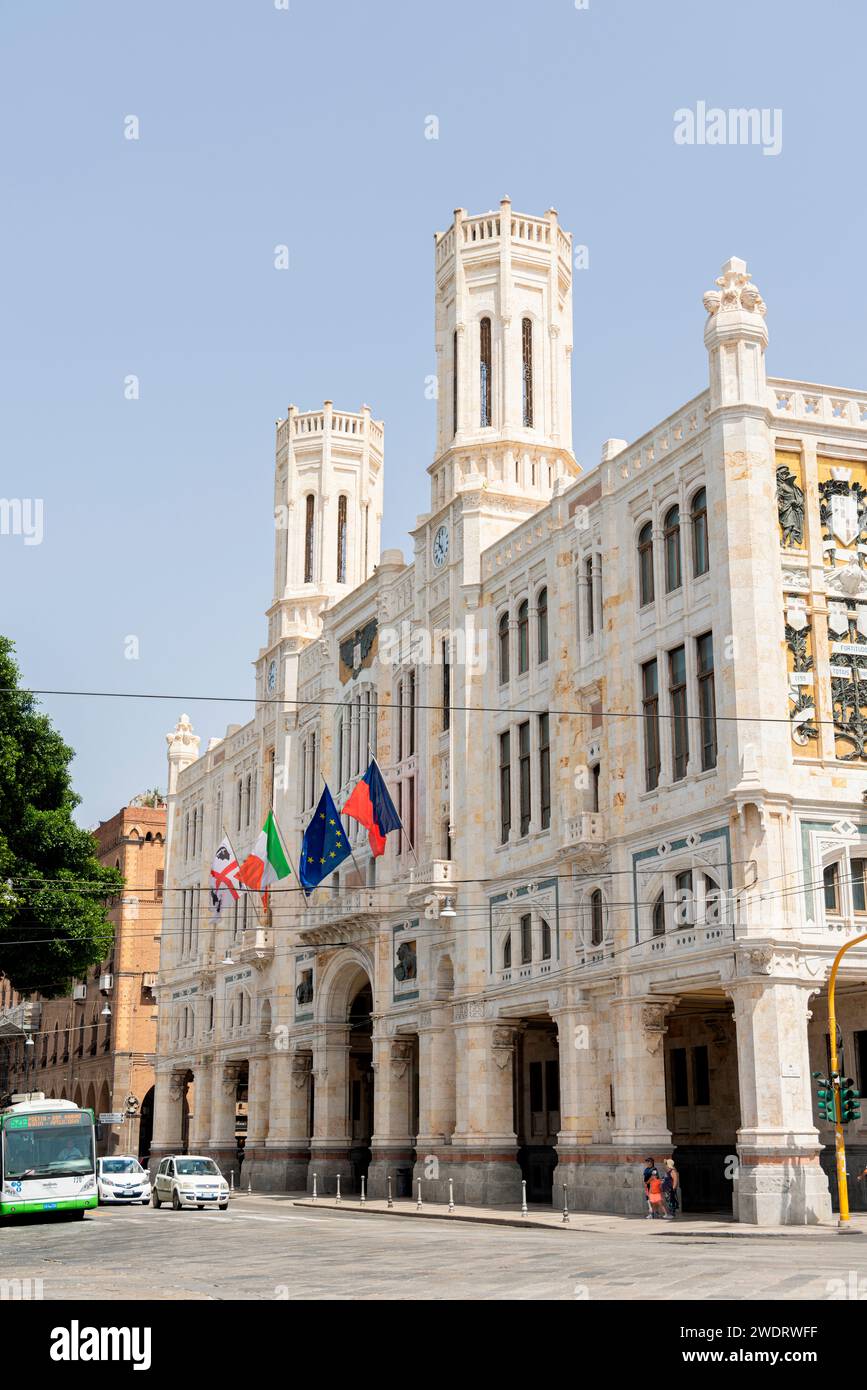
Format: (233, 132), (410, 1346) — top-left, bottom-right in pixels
(142, 1199), (150, 1206)
(171, 1189), (181, 1211)
(71, 1209), (85, 1221)
(152, 1190), (161, 1209)
(219, 1203), (228, 1211)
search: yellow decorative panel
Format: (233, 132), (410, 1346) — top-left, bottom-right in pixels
(817, 456), (867, 569)
(785, 604), (818, 755)
(775, 450), (806, 551)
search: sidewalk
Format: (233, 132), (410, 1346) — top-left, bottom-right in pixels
(283, 1192), (867, 1240)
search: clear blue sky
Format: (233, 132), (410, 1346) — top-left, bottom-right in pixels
(1, 0), (865, 827)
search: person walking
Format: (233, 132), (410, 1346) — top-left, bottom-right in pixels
(644, 1166), (670, 1220)
(662, 1157), (680, 1218)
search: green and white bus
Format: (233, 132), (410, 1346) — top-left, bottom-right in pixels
(0, 1093), (98, 1219)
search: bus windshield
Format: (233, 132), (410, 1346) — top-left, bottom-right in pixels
(3, 1122), (95, 1180)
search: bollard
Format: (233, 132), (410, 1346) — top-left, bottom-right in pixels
(448, 1179), (454, 1214)
(360, 1176), (366, 1206)
(248, 1175), (252, 1195)
(562, 1183), (570, 1224)
(230, 1171), (234, 1194)
(336, 1175), (342, 1204)
(521, 1179), (528, 1217)
(312, 1173), (318, 1203)
(387, 1175), (393, 1209)
(416, 1179), (423, 1211)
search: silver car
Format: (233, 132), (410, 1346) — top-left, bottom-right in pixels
(97, 1156), (152, 1205)
(151, 1155), (230, 1210)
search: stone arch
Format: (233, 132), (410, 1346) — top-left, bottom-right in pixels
(85, 1083), (96, 1114)
(314, 948), (375, 1024)
(97, 1079), (111, 1116)
(72, 1083), (83, 1107)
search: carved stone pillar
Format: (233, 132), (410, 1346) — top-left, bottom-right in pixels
(368, 1033), (416, 1199)
(208, 1062), (241, 1181)
(413, 1006), (457, 1199)
(551, 1000), (599, 1211)
(241, 1054), (271, 1191)
(187, 1056), (213, 1153)
(607, 994), (676, 1214)
(447, 1004), (522, 1204)
(148, 1066), (186, 1172)
(308, 1025), (353, 1195)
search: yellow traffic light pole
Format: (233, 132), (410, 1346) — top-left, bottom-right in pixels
(827, 932), (867, 1224)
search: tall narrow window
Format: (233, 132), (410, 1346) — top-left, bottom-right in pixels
(664, 506), (682, 592)
(499, 731), (511, 844)
(585, 557), (595, 635)
(696, 632), (717, 770)
(853, 858), (867, 914)
(396, 679), (404, 762)
(519, 720), (531, 836)
(669, 644), (688, 780)
(520, 913), (532, 965)
(442, 638), (451, 732)
(823, 862), (840, 913)
(452, 329), (458, 437)
(541, 917), (551, 960)
(652, 892), (666, 937)
(590, 889), (604, 946)
(408, 668), (416, 756)
(692, 487), (709, 576)
(642, 659), (661, 791)
(304, 494), (315, 584)
(591, 763), (600, 813)
(537, 586), (548, 663)
(503, 933), (512, 969)
(674, 869), (694, 927)
(480, 317), (492, 427)
(407, 775), (415, 851)
(517, 600), (529, 674)
(521, 317), (533, 427)
(498, 611), (510, 685)
(337, 495), (347, 584)
(638, 522), (655, 606)
(539, 713), (551, 830)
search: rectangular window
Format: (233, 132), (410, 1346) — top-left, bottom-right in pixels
(521, 317), (533, 427)
(669, 645), (688, 781)
(499, 731), (511, 844)
(154, 870), (164, 902)
(824, 863), (840, 913)
(671, 1048), (689, 1107)
(853, 858), (867, 914)
(642, 659), (661, 792)
(675, 869), (694, 927)
(585, 557), (595, 636)
(539, 713), (551, 830)
(480, 318), (492, 427)
(407, 775), (415, 851)
(518, 721), (531, 836)
(529, 1060), (543, 1113)
(856, 1030), (867, 1093)
(520, 913), (532, 965)
(442, 639), (450, 732)
(591, 763), (600, 813)
(396, 680), (404, 763)
(396, 781), (403, 857)
(692, 1045), (710, 1107)
(408, 669), (416, 756)
(696, 632), (717, 771)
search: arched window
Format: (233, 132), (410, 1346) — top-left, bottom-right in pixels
(503, 933), (512, 969)
(664, 506), (682, 592)
(521, 317), (533, 427)
(585, 556), (595, 636)
(498, 611), (510, 685)
(638, 522), (654, 606)
(337, 495), (348, 584)
(652, 892), (666, 937)
(537, 586), (549, 663)
(541, 917), (551, 960)
(480, 317), (492, 427)
(517, 600), (529, 675)
(691, 487), (709, 576)
(590, 889), (604, 946)
(304, 494), (315, 583)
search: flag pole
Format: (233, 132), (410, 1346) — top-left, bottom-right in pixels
(366, 745), (422, 870)
(325, 777), (367, 888)
(269, 802), (301, 923)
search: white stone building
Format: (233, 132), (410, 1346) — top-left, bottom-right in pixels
(151, 198), (867, 1223)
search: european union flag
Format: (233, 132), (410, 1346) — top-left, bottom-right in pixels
(299, 785), (353, 893)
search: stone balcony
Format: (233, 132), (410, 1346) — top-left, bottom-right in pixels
(561, 813), (606, 851)
(298, 888), (380, 944)
(408, 858), (456, 904)
(237, 926), (275, 971)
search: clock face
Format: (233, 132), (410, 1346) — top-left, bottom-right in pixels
(267, 659), (277, 693)
(432, 525), (449, 569)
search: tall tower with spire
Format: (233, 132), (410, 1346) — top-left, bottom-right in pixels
(429, 198), (580, 519)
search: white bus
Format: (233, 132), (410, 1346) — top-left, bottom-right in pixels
(0, 1092), (98, 1219)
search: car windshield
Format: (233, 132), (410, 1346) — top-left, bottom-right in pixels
(176, 1158), (220, 1177)
(101, 1159), (142, 1175)
(3, 1122), (94, 1179)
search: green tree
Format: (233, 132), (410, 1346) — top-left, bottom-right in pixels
(0, 637), (122, 996)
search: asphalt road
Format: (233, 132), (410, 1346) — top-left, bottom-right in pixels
(3, 1196), (867, 1300)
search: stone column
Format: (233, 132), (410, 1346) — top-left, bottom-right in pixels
(242, 1053), (271, 1192)
(186, 1056), (213, 1152)
(263, 1050), (312, 1192)
(208, 1061), (241, 1184)
(367, 1032), (416, 1200)
(148, 1067), (186, 1175)
(413, 1009), (456, 1200)
(308, 1025), (353, 1195)
(449, 1007), (522, 1204)
(551, 1000), (600, 1211)
(729, 973), (832, 1225)
(608, 996), (674, 1214)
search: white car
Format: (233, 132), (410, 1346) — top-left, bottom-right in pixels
(97, 1156), (151, 1205)
(151, 1155), (230, 1210)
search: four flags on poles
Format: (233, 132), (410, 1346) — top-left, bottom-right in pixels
(207, 759), (402, 922)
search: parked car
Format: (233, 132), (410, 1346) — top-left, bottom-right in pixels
(151, 1156), (230, 1210)
(97, 1156), (151, 1206)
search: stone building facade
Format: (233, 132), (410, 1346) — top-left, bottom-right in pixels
(150, 199), (867, 1223)
(0, 802), (165, 1158)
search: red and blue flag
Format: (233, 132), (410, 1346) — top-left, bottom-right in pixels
(341, 759), (402, 857)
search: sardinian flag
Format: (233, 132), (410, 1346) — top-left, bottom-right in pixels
(209, 836), (241, 923)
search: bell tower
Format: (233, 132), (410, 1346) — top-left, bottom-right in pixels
(429, 197), (579, 516)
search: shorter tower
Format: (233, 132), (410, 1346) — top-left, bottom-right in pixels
(268, 401), (384, 649)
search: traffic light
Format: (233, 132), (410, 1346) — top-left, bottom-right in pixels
(813, 1071), (839, 1123)
(840, 1078), (862, 1125)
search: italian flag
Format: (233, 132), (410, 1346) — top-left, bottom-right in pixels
(237, 811), (291, 909)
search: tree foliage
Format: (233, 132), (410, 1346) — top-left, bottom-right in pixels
(0, 637), (122, 996)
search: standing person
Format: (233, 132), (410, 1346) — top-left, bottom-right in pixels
(642, 1157), (655, 1218)
(644, 1166), (670, 1220)
(662, 1157), (680, 1218)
